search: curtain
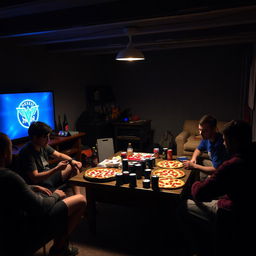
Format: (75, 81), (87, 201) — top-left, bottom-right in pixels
(248, 45), (256, 141)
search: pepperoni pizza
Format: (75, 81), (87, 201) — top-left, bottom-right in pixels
(157, 160), (183, 169)
(127, 152), (154, 161)
(158, 178), (185, 189)
(152, 168), (185, 179)
(84, 167), (122, 182)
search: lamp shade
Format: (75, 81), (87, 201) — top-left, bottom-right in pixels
(116, 45), (145, 61)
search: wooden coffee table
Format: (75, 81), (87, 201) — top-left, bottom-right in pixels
(69, 157), (192, 233)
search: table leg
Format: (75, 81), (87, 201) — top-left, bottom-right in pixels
(86, 188), (97, 234)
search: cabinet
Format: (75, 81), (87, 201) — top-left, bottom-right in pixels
(48, 132), (85, 162)
(113, 120), (152, 152)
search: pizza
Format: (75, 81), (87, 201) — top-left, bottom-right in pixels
(127, 152), (154, 161)
(158, 178), (185, 189)
(84, 167), (122, 182)
(157, 160), (183, 169)
(152, 168), (185, 179)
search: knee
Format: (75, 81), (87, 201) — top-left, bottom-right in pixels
(77, 162), (82, 169)
(76, 194), (87, 208)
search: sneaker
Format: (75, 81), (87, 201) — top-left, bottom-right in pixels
(49, 245), (79, 256)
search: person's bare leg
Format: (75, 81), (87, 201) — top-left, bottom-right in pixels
(52, 194), (86, 250)
(61, 165), (81, 194)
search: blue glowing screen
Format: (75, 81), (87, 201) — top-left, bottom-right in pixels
(0, 91), (55, 140)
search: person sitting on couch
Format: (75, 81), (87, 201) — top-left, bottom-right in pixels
(19, 121), (82, 194)
(178, 120), (255, 256)
(183, 114), (227, 179)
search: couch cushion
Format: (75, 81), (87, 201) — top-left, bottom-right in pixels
(184, 136), (201, 151)
(187, 135), (202, 141)
(183, 120), (200, 135)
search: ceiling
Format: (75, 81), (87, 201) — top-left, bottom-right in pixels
(1, 0), (256, 56)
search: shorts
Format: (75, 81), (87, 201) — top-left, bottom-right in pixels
(40, 171), (63, 192)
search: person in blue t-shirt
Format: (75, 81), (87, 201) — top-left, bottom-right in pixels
(184, 114), (227, 177)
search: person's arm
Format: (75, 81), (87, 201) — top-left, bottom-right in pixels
(9, 171), (61, 215)
(184, 140), (216, 173)
(52, 150), (82, 169)
(183, 148), (202, 169)
(191, 148), (201, 163)
(28, 161), (69, 184)
(30, 185), (66, 199)
(191, 161), (231, 202)
(188, 162), (216, 173)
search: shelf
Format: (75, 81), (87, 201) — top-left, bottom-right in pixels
(116, 136), (141, 141)
(113, 120), (152, 152)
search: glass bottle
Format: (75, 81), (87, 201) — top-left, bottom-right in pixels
(127, 142), (133, 156)
(92, 146), (99, 167)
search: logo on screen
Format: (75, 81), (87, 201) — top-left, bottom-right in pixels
(16, 99), (39, 128)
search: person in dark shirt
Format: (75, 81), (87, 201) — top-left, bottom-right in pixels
(178, 120), (255, 256)
(0, 132), (86, 256)
(183, 114), (227, 181)
(19, 121), (82, 194)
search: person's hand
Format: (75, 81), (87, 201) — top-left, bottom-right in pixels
(56, 161), (69, 171)
(190, 159), (196, 164)
(32, 185), (52, 196)
(183, 160), (196, 170)
(53, 189), (66, 199)
(70, 160), (82, 169)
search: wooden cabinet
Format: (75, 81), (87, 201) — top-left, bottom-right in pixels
(113, 120), (152, 152)
(49, 132), (85, 161)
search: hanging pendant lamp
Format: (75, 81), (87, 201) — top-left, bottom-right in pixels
(116, 33), (145, 62)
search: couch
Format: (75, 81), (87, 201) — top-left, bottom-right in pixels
(175, 119), (227, 158)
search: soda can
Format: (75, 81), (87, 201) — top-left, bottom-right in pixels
(115, 172), (123, 186)
(144, 169), (152, 179)
(129, 173), (137, 188)
(143, 179), (151, 189)
(123, 171), (130, 184)
(122, 159), (128, 172)
(151, 175), (159, 191)
(121, 152), (127, 159)
(153, 148), (159, 158)
(167, 149), (173, 160)
(134, 163), (142, 179)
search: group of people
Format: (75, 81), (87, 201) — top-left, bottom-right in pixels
(0, 122), (86, 256)
(0, 116), (255, 256)
(179, 115), (255, 256)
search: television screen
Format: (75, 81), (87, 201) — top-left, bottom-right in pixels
(0, 91), (55, 141)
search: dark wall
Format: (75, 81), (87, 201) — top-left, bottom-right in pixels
(0, 41), (107, 130)
(0, 40), (247, 144)
(106, 45), (246, 141)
